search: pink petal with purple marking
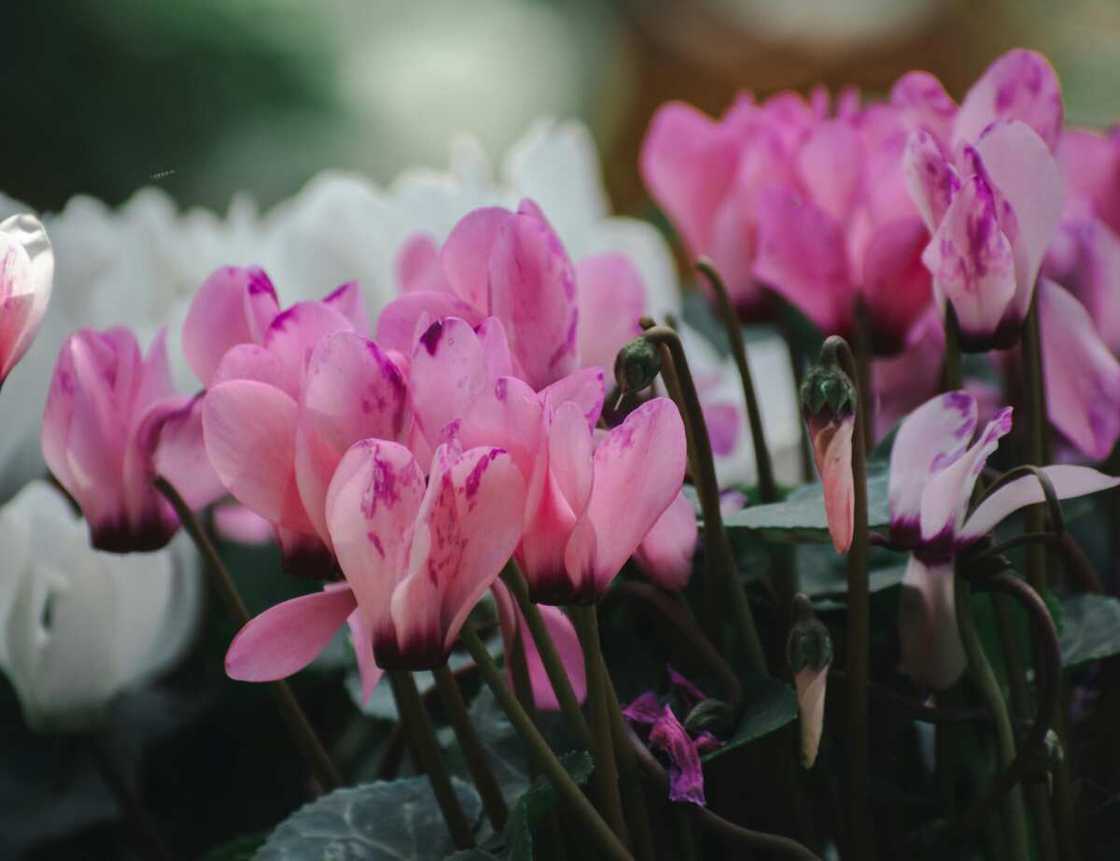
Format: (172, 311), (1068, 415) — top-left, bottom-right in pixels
(954, 49), (1063, 150)
(182, 266), (278, 386)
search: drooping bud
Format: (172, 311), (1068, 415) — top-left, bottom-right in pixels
(799, 362), (856, 554)
(787, 594), (833, 768)
(614, 336), (662, 395)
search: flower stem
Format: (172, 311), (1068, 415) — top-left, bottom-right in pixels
(501, 564), (593, 749)
(91, 735), (174, 861)
(432, 664), (508, 831)
(459, 621), (635, 861)
(638, 322), (767, 674)
(954, 578), (1030, 859)
(942, 302), (962, 391)
(1021, 292), (1051, 594)
(818, 336), (873, 860)
(569, 604), (629, 846)
(153, 477), (341, 793)
(696, 259), (777, 502)
(387, 670), (475, 850)
(851, 299), (875, 451)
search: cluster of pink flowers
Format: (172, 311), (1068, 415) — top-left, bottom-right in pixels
(643, 49), (1120, 456)
(37, 199), (691, 705)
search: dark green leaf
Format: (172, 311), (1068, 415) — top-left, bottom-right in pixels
(257, 777), (482, 860)
(504, 751), (593, 861)
(1060, 594), (1120, 667)
(200, 834), (265, 860)
(701, 673), (797, 762)
(724, 466), (890, 543)
(444, 852), (501, 860)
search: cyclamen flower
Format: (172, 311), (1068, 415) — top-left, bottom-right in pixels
(888, 391), (1119, 690)
(641, 87), (933, 353)
(225, 441), (526, 693)
(408, 316), (688, 604)
(0, 482), (200, 733)
(195, 271), (410, 575)
(41, 326), (199, 552)
(903, 50), (1065, 351)
(0, 214), (53, 387)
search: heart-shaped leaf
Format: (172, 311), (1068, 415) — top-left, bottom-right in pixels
(1060, 593), (1120, 668)
(701, 673), (797, 762)
(257, 777), (482, 860)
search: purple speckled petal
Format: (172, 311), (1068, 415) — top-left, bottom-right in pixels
(622, 691), (662, 726)
(649, 705), (708, 806)
(667, 666), (707, 708)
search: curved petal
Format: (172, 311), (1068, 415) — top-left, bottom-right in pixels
(374, 291), (486, 356)
(396, 233), (450, 294)
(898, 557), (966, 691)
(960, 465), (1120, 546)
(565, 398), (687, 598)
(918, 408), (1013, 555)
(809, 414), (855, 554)
(903, 129), (960, 235)
(635, 490), (698, 592)
(181, 266), (278, 386)
(321, 281), (370, 336)
(0, 213), (54, 382)
(296, 332), (409, 543)
(347, 608), (383, 704)
(202, 379), (312, 531)
(225, 587), (357, 682)
(797, 120), (863, 222)
(859, 216), (934, 354)
(890, 71), (957, 143)
(575, 253), (647, 371)
(211, 343), (290, 391)
(147, 393), (226, 511)
(795, 666), (829, 768)
(888, 390), (978, 541)
(389, 446), (527, 667)
(456, 375), (544, 480)
(1037, 279), (1120, 460)
(325, 439), (426, 640)
(954, 49), (1063, 150)
(262, 300), (354, 388)
(648, 705), (707, 806)
(488, 200), (580, 389)
(409, 317), (496, 446)
(922, 173), (1018, 348)
(540, 366), (606, 430)
(441, 206), (511, 310)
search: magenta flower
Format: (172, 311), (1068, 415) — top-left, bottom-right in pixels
(641, 89), (933, 352)
(904, 50), (1065, 351)
(408, 314), (689, 604)
(888, 391), (1119, 689)
(41, 328), (185, 551)
(0, 214), (53, 387)
(225, 440), (526, 693)
(379, 200), (579, 391)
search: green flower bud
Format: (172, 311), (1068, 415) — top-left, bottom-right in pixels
(614, 337), (662, 394)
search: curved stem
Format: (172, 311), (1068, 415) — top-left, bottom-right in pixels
(570, 605), (629, 846)
(91, 736), (175, 861)
(501, 565), (592, 749)
(154, 477), (341, 793)
(624, 725), (820, 860)
(1021, 293), (1051, 594)
(942, 302), (962, 392)
(603, 654), (657, 861)
(638, 323), (766, 674)
(433, 664), (508, 831)
(696, 259), (777, 502)
(459, 622), (634, 861)
(818, 336), (873, 860)
(388, 671), (474, 850)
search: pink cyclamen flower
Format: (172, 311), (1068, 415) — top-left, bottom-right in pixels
(641, 89), (933, 353)
(904, 50), (1065, 351)
(42, 327), (187, 551)
(379, 200), (579, 391)
(225, 440), (527, 692)
(491, 579), (587, 711)
(0, 214), (53, 386)
(888, 391), (1119, 689)
(408, 315), (690, 604)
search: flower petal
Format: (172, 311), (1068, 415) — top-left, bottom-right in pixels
(888, 390), (978, 541)
(903, 128), (960, 235)
(182, 266), (278, 386)
(635, 491), (698, 592)
(409, 317), (496, 447)
(441, 206), (511, 310)
(262, 300), (354, 388)
(649, 705), (707, 806)
(375, 291), (486, 356)
(321, 281), (370, 336)
(202, 379), (312, 531)
(0, 213), (53, 382)
(1036, 280), (1120, 460)
(397, 233), (451, 295)
(347, 607), (384, 704)
(575, 253), (646, 371)
(808, 414), (855, 554)
(147, 392), (226, 511)
(794, 666), (829, 768)
(898, 557), (966, 691)
(890, 71), (957, 143)
(565, 398), (687, 598)
(225, 587), (357, 682)
(954, 49), (1063, 150)
(540, 366), (606, 430)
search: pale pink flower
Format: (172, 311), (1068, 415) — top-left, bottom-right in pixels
(0, 214), (53, 387)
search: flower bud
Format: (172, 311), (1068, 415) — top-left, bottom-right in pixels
(799, 364), (856, 554)
(614, 336), (662, 394)
(787, 594), (832, 768)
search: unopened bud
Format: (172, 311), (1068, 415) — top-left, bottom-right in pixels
(799, 363), (856, 424)
(683, 698), (735, 736)
(614, 337), (662, 394)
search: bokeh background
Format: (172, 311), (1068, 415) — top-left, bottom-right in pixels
(6, 0), (1119, 220)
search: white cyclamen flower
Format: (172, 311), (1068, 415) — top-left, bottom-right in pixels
(0, 481), (201, 733)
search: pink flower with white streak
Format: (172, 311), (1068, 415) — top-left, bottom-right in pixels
(889, 391), (1118, 690)
(0, 214), (53, 387)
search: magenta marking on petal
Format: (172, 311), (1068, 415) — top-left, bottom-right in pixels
(247, 267), (277, 298)
(622, 691), (662, 726)
(323, 280), (356, 303)
(667, 666), (707, 708)
(367, 530), (385, 558)
(464, 448), (503, 499)
(361, 450), (401, 517)
(419, 319), (444, 355)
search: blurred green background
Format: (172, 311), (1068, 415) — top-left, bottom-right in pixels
(5, 0), (1119, 218)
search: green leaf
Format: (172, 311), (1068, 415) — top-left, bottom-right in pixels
(444, 852), (501, 860)
(724, 466), (891, 543)
(257, 777), (482, 860)
(199, 834), (265, 860)
(701, 673), (797, 762)
(1060, 594), (1120, 667)
(504, 751), (593, 861)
